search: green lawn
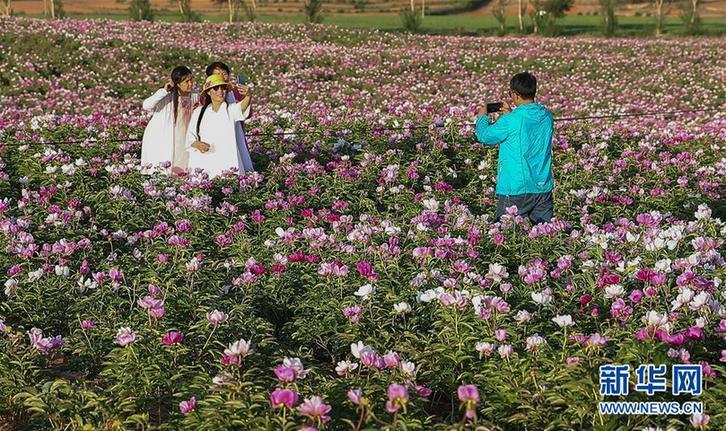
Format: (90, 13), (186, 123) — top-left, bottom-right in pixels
(16, 11), (726, 37)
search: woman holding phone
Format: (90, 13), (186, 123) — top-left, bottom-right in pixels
(205, 61), (254, 172)
(186, 74), (251, 178)
(141, 66), (198, 175)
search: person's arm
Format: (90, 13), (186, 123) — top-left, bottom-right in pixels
(186, 108), (210, 153)
(475, 112), (512, 146)
(230, 92), (252, 123)
(142, 86), (171, 112)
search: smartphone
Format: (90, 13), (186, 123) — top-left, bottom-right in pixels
(237, 74), (247, 84)
(486, 102), (503, 114)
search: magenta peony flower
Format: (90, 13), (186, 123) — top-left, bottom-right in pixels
(383, 351), (401, 368)
(274, 366), (297, 382)
(162, 331), (184, 346)
(179, 396), (196, 415)
(28, 328), (64, 354)
(270, 388), (299, 409)
(414, 384), (432, 397)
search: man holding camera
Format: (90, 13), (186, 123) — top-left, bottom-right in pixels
(475, 72), (554, 224)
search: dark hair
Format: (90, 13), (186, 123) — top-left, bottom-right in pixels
(170, 65), (192, 125)
(205, 62), (230, 77)
(510, 72), (537, 99)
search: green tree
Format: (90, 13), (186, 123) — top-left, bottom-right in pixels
(653, 0), (671, 36)
(49, 0), (65, 18)
(493, 0), (508, 35)
(304, 0), (324, 23)
(129, 0), (155, 21)
(680, 0), (701, 35)
(531, 0), (573, 35)
(1, 0), (12, 17)
(171, 0), (200, 22)
(399, 7), (422, 33)
(599, 0), (618, 37)
(211, 0), (248, 23)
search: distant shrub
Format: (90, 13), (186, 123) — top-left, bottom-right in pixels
(400, 8), (423, 33)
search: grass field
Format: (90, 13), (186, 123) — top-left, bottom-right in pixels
(15, 11), (726, 36)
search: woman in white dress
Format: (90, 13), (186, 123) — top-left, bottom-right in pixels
(186, 74), (251, 178)
(141, 66), (198, 175)
(205, 61), (255, 172)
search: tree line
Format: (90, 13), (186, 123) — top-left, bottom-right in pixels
(0, 0), (709, 37)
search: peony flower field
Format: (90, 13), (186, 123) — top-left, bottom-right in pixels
(1, 17), (725, 430)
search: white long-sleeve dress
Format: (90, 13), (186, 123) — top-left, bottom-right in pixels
(186, 101), (251, 178)
(141, 88), (199, 173)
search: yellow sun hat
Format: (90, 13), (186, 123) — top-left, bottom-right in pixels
(201, 74), (234, 95)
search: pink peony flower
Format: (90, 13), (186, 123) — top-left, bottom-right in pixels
(457, 385), (480, 419)
(179, 396), (196, 415)
(347, 388), (365, 405)
(206, 309), (228, 326)
(385, 384), (409, 413)
(274, 366), (297, 382)
(270, 388), (299, 409)
(298, 396), (332, 423)
(114, 327), (135, 347)
(689, 413), (709, 428)
(162, 331), (184, 346)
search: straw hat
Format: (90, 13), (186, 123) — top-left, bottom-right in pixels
(201, 74), (234, 95)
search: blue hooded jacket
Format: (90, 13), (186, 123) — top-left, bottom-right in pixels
(475, 103), (554, 196)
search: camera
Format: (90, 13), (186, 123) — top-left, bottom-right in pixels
(486, 102), (503, 114)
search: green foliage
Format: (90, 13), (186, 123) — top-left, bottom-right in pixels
(399, 8), (423, 33)
(178, 0), (200, 22)
(304, 0), (324, 23)
(531, 0), (573, 35)
(492, 0), (508, 35)
(128, 0), (154, 21)
(599, 0), (618, 37)
(680, 0), (702, 35)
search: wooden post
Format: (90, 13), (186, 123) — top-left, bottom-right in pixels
(50, 0), (55, 18)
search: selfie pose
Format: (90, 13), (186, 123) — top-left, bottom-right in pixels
(205, 61), (255, 172)
(475, 72), (555, 223)
(141, 66), (198, 174)
(186, 74), (251, 178)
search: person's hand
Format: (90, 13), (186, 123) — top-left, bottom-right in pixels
(501, 100), (513, 113)
(236, 84), (250, 97)
(192, 141), (210, 153)
(477, 106), (487, 116)
(164, 81), (175, 92)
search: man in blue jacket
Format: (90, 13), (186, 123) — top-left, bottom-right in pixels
(475, 72), (554, 224)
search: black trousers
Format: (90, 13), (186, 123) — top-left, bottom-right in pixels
(495, 191), (554, 224)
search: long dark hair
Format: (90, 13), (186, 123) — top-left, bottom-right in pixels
(170, 66), (192, 125)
